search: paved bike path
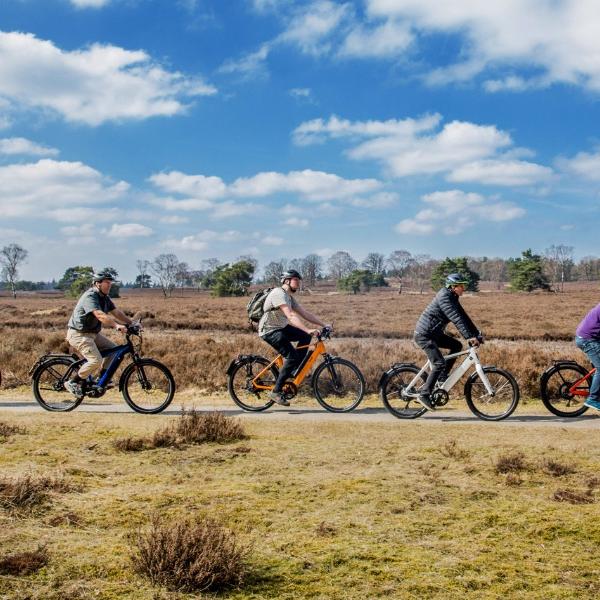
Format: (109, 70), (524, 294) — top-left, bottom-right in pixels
(1, 399), (599, 428)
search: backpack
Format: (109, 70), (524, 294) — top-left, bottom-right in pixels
(246, 287), (274, 325)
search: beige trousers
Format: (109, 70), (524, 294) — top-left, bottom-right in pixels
(66, 329), (117, 379)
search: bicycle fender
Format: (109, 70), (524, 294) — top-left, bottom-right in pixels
(540, 360), (583, 381)
(28, 353), (77, 377)
(226, 354), (263, 377)
(378, 363), (418, 390)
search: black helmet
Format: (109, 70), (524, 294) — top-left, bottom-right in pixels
(92, 270), (116, 283)
(280, 269), (302, 283)
(445, 273), (469, 288)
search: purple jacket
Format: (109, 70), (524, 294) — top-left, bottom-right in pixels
(576, 303), (600, 340)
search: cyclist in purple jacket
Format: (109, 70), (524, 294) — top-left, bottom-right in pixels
(575, 303), (600, 411)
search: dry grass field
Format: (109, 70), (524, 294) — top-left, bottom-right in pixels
(1, 286), (597, 398)
(0, 411), (599, 599)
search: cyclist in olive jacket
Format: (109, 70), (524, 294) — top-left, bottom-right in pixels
(414, 273), (482, 410)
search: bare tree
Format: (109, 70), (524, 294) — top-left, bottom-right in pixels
(151, 254), (180, 298)
(327, 251), (357, 281)
(544, 244), (574, 292)
(362, 252), (385, 275)
(175, 261), (190, 296)
(386, 250), (413, 277)
(408, 254), (437, 294)
(0, 243), (28, 299)
(135, 259), (151, 289)
(263, 260), (287, 285)
(302, 254), (323, 286)
(577, 256), (600, 281)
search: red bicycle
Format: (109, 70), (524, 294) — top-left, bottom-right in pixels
(540, 360), (594, 417)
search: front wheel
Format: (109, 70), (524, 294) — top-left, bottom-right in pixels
(540, 363), (590, 417)
(464, 367), (519, 421)
(121, 359), (175, 414)
(380, 365), (427, 419)
(32, 356), (82, 412)
(227, 356), (277, 411)
(311, 357), (365, 412)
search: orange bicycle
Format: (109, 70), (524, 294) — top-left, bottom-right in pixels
(226, 327), (365, 412)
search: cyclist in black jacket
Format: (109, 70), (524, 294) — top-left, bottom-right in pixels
(414, 273), (482, 410)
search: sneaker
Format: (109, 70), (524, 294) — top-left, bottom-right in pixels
(584, 398), (600, 411)
(64, 380), (84, 398)
(268, 391), (290, 406)
(416, 392), (435, 411)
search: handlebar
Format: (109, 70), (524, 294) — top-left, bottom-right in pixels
(126, 320), (143, 336)
(316, 326), (333, 340)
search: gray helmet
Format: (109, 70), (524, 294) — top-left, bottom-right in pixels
(445, 273), (469, 288)
(92, 270), (116, 283)
(280, 269), (302, 283)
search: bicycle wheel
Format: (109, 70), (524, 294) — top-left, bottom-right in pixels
(121, 359), (175, 414)
(380, 365), (427, 419)
(464, 367), (519, 421)
(540, 363), (590, 417)
(227, 356), (277, 411)
(32, 356), (82, 412)
(312, 357), (365, 412)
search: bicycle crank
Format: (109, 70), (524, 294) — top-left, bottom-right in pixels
(432, 389), (450, 407)
(281, 381), (298, 400)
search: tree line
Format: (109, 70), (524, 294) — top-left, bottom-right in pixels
(1, 242), (597, 298)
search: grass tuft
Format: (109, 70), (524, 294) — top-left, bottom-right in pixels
(131, 514), (249, 593)
(0, 473), (74, 511)
(0, 420), (27, 441)
(0, 545), (48, 575)
(541, 458), (577, 477)
(113, 437), (149, 452)
(316, 521), (337, 537)
(553, 488), (594, 504)
(440, 439), (470, 459)
(495, 452), (528, 474)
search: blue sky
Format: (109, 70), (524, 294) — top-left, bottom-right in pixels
(1, 0), (600, 281)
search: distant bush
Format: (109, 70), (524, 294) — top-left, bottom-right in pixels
(0, 546), (48, 576)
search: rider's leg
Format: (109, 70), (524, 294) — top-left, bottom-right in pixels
(263, 326), (309, 392)
(575, 336), (600, 408)
(95, 333), (117, 372)
(66, 331), (103, 380)
(414, 334), (445, 394)
(433, 333), (463, 380)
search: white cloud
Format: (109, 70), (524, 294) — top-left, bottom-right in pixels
(262, 235), (284, 245)
(0, 137), (59, 157)
(160, 215), (189, 225)
(149, 171), (227, 200)
(365, 0), (600, 92)
(284, 217), (309, 227)
(339, 19), (413, 58)
(0, 31), (216, 126)
(0, 159), (129, 219)
(395, 189), (525, 236)
(70, 0), (111, 8)
(557, 150), (600, 181)
(107, 223), (153, 238)
(294, 113), (551, 185)
(218, 44), (271, 78)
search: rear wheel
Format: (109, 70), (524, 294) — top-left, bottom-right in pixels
(227, 356), (277, 411)
(121, 359), (175, 414)
(32, 356), (82, 412)
(464, 367), (519, 421)
(380, 365), (427, 419)
(312, 357), (365, 412)
(540, 363), (590, 417)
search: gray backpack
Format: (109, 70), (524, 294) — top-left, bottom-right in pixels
(246, 288), (273, 325)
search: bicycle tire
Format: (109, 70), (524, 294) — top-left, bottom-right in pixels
(227, 356), (277, 411)
(312, 357), (365, 412)
(380, 365), (427, 419)
(540, 363), (590, 417)
(32, 356), (82, 412)
(121, 359), (175, 414)
(464, 367), (519, 421)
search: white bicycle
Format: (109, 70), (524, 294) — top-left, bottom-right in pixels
(379, 342), (520, 421)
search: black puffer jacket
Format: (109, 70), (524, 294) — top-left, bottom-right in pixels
(415, 287), (479, 339)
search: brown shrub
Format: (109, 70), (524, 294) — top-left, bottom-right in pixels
(0, 421), (27, 440)
(553, 488), (595, 504)
(0, 473), (74, 511)
(131, 515), (248, 592)
(0, 545), (48, 575)
(316, 521), (337, 537)
(505, 473), (523, 486)
(495, 452), (528, 474)
(439, 439), (470, 459)
(173, 410), (246, 444)
(112, 437), (149, 452)
(541, 458), (577, 477)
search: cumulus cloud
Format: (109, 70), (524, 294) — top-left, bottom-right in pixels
(0, 137), (59, 157)
(70, 0), (111, 8)
(395, 189), (525, 236)
(0, 159), (129, 220)
(557, 150), (600, 181)
(283, 217), (309, 227)
(293, 113), (552, 185)
(339, 19), (413, 58)
(106, 223), (153, 238)
(163, 228), (281, 252)
(0, 31), (216, 126)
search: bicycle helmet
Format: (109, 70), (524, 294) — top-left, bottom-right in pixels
(445, 273), (469, 288)
(280, 269), (302, 283)
(92, 270), (116, 283)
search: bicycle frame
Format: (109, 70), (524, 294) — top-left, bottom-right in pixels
(65, 341), (133, 387)
(405, 346), (494, 396)
(568, 367), (595, 397)
(252, 339), (327, 391)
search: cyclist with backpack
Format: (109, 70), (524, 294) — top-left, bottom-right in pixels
(256, 269), (331, 406)
(413, 273), (482, 410)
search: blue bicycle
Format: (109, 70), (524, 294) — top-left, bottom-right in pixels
(29, 323), (175, 414)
